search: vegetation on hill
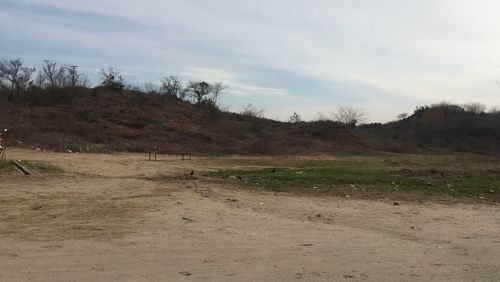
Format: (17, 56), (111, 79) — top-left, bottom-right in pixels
(2, 58), (500, 155)
(363, 102), (500, 154)
(0, 86), (400, 154)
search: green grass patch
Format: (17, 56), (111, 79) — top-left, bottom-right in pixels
(212, 158), (500, 201)
(23, 161), (63, 174)
(0, 160), (15, 173)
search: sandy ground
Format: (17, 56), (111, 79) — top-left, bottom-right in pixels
(0, 149), (499, 281)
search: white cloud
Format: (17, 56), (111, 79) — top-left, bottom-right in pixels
(2, 0), (500, 122)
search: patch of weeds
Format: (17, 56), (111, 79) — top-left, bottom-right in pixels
(22, 161), (63, 174)
(0, 160), (15, 173)
(212, 159), (500, 201)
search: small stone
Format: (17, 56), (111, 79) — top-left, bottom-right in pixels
(179, 271), (192, 276)
(393, 201), (400, 206)
(489, 189), (495, 194)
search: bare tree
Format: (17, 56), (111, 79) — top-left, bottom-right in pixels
(99, 67), (125, 90)
(160, 76), (183, 97)
(332, 105), (368, 126)
(188, 81), (211, 104)
(64, 65), (88, 87)
(33, 71), (45, 88)
(288, 112), (302, 123)
(240, 103), (265, 118)
(0, 58), (36, 100)
(463, 102), (487, 114)
(211, 82), (227, 105)
(42, 60), (66, 88)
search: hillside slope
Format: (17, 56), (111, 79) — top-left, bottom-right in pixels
(363, 104), (500, 154)
(1, 87), (401, 154)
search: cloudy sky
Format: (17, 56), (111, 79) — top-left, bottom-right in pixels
(1, 0), (500, 122)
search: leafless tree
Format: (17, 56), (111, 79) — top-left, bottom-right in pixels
(160, 76), (183, 97)
(463, 102), (487, 114)
(210, 82), (227, 105)
(64, 65), (88, 87)
(99, 67), (125, 89)
(188, 81), (211, 104)
(240, 103), (265, 118)
(0, 58), (36, 100)
(42, 60), (66, 88)
(33, 71), (45, 88)
(288, 112), (302, 123)
(332, 105), (368, 126)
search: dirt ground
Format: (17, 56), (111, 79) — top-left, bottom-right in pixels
(0, 149), (499, 281)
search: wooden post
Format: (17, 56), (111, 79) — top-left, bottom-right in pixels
(0, 147), (6, 160)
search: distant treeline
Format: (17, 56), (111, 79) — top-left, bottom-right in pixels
(0, 58), (231, 107)
(2, 58), (499, 126)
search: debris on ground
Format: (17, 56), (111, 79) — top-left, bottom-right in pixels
(179, 271), (192, 276)
(299, 244), (314, 247)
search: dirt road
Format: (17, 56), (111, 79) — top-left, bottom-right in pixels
(0, 149), (499, 281)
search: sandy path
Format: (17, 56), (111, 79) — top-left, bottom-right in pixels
(0, 149), (499, 281)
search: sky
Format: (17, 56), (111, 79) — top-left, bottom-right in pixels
(1, 0), (500, 122)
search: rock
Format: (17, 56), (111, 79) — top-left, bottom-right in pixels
(489, 189), (495, 194)
(393, 201), (400, 206)
(179, 271), (192, 276)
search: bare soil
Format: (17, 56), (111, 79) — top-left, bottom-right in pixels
(0, 149), (499, 281)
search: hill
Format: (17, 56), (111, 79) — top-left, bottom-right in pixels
(0, 87), (402, 154)
(363, 103), (500, 154)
